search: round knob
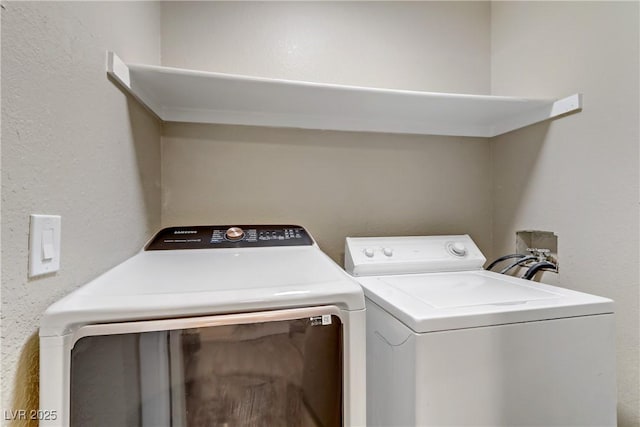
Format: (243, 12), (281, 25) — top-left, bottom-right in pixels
(383, 247), (394, 257)
(450, 242), (467, 256)
(225, 227), (245, 241)
(364, 248), (375, 258)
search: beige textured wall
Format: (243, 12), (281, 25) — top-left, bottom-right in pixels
(490, 2), (639, 425)
(162, 125), (492, 261)
(1, 2), (162, 424)
(161, 1), (490, 94)
(160, 1), (493, 262)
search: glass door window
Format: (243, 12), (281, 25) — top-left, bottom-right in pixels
(70, 312), (343, 427)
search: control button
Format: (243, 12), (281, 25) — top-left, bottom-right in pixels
(449, 242), (467, 257)
(364, 248), (375, 258)
(225, 227), (245, 241)
(383, 247), (394, 257)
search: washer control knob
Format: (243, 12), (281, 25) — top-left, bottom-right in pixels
(383, 247), (394, 257)
(450, 242), (467, 257)
(226, 227), (245, 241)
(364, 248), (375, 258)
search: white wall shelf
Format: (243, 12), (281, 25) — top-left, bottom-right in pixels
(107, 52), (581, 138)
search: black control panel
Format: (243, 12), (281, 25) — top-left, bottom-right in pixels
(145, 225), (314, 250)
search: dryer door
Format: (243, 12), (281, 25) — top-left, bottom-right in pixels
(69, 306), (343, 427)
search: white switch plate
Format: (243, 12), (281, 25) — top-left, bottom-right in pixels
(29, 214), (61, 277)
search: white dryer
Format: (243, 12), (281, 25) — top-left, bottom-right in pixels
(345, 234), (616, 427)
(40, 225), (366, 427)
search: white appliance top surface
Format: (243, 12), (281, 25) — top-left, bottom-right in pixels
(385, 273), (560, 309)
(41, 245), (364, 337)
(357, 270), (613, 332)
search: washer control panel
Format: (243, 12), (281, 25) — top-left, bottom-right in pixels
(344, 234), (486, 276)
(146, 225), (313, 250)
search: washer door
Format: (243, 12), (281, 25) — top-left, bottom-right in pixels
(69, 307), (343, 427)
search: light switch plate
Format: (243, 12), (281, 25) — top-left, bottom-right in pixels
(29, 214), (61, 277)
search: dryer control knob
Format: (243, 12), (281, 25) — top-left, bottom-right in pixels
(383, 247), (394, 257)
(226, 227), (245, 241)
(450, 242), (467, 256)
(364, 248), (375, 258)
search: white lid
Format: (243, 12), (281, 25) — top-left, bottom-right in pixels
(357, 270), (614, 332)
(40, 245), (364, 337)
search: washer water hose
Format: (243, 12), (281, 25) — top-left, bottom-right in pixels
(499, 255), (537, 275)
(486, 254), (525, 271)
(522, 261), (557, 280)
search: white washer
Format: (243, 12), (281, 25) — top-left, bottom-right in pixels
(40, 225), (366, 427)
(345, 234), (616, 427)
